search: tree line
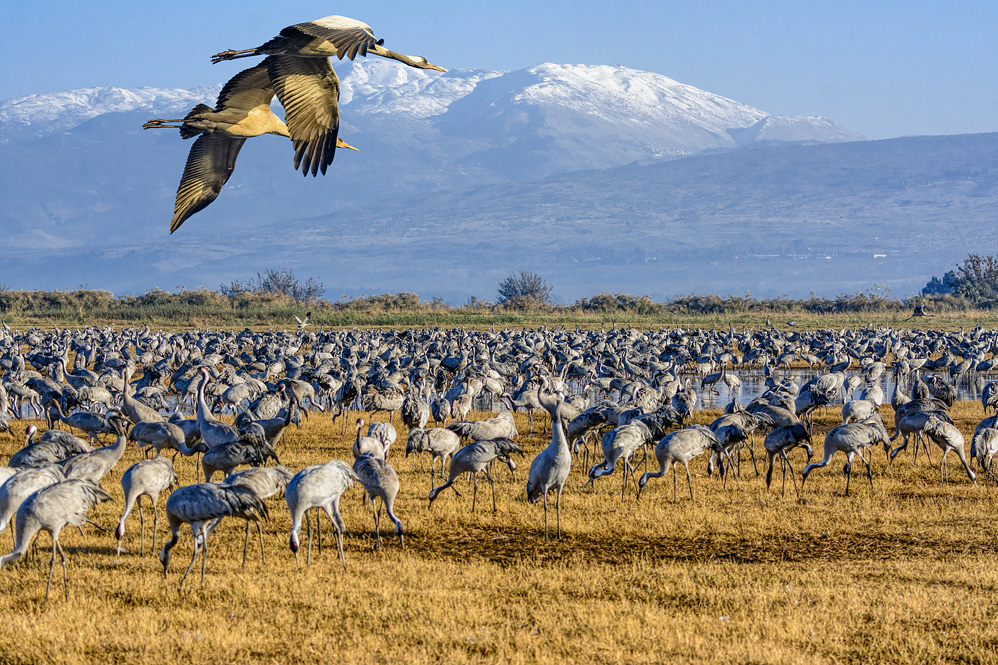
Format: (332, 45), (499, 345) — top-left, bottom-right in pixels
(1, 255), (996, 324)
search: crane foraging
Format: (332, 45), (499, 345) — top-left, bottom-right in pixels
(116, 455), (178, 556)
(286, 460), (358, 568)
(427, 438), (523, 513)
(637, 425), (727, 502)
(159, 483), (269, 587)
(801, 416), (891, 496)
(0, 479), (112, 601)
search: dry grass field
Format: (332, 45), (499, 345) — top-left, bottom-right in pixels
(1, 402), (998, 665)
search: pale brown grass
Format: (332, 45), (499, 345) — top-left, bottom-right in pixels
(1, 403), (998, 665)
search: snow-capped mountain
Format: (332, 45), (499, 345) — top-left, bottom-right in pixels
(0, 85), (221, 144)
(13, 60), (983, 304)
(0, 61), (862, 163)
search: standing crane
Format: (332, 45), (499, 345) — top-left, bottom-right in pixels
(159, 483), (269, 587)
(286, 460), (358, 568)
(203, 466), (294, 566)
(763, 423), (813, 496)
(120, 367), (165, 424)
(637, 426), (726, 502)
(427, 438), (522, 513)
(405, 427), (462, 488)
(116, 456), (178, 556)
(0, 479), (112, 601)
(196, 367), (240, 446)
(526, 386), (573, 539)
(352, 454), (404, 550)
(0, 465), (67, 540)
(802, 416), (892, 495)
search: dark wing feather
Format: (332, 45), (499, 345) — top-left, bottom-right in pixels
(170, 133), (246, 233)
(216, 61), (274, 113)
(267, 55), (339, 177)
(285, 15), (377, 59)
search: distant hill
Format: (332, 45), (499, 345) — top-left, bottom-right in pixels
(3, 60), (989, 302)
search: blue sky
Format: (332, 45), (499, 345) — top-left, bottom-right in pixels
(3, 1), (996, 139)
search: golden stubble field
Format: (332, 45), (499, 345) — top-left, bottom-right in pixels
(1, 403), (998, 665)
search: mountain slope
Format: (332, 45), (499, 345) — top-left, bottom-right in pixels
(1, 128), (993, 301)
(5, 60), (962, 302)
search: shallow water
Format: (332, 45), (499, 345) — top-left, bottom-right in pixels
(693, 368), (989, 410)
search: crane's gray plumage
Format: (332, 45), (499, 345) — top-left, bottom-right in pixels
(210, 14), (447, 71)
(0, 465), (67, 536)
(366, 422), (398, 456)
(588, 421), (653, 497)
(0, 479), (112, 601)
(120, 367), (165, 424)
(116, 455), (178, 556)
(353, 454), (404, 550)
(448, 411), (518, 442)
(763, 423), (813, 495)
(205, 465), (294, 565)
(921, 415), (976, 484)
(428, 438), (522, 513)
(201, 420), (279, 482)
(352, 418), (385, 460)
(526, 387), (573, 539)
(802, 416), (891, 495)
(129, 421), (205, 458)
(8, 425), (92, 469)
(144, 59), (360, 230)
(286, 460), (358, 568)
(637, 425), (724, 502)
(196, 367), (240, 446)
(405, 427), (461, 488)
(57, 415), (129, 486)
(159, 482), (269, 587)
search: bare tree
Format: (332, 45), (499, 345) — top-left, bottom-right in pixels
(220, 269), (325, 304)
(497, 271), (553, 308)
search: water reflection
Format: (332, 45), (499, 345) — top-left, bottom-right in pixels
(694, 369), (989, 410)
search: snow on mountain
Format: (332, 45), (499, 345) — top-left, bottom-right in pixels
(515, 63), (767, 135)
(0, 57), (988, 303)
(728, 114), (861, 146)
(339, 60), (504, 117)
(0, 61), (863, 156)
(0, 85), (221, 144)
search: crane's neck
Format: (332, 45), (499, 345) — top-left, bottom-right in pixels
(197, 373), (215, 423)
(0, 522), (38, 567)
(108, 433), (127, 462)
(369, 44), (425, 69)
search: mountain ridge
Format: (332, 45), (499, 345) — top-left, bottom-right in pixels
(3, 61), (988, 303)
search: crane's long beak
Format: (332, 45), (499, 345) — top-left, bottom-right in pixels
(337, 139), (360, 152)
(426, 63), (447, 72)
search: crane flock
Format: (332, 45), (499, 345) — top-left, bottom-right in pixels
(0, 320), (995, 599)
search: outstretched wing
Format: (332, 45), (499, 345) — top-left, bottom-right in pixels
(170, 133), (246, 233)
(284, 15), (378, 60)
(216, 60), (275, 114)
(267, 55), (339, 177)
